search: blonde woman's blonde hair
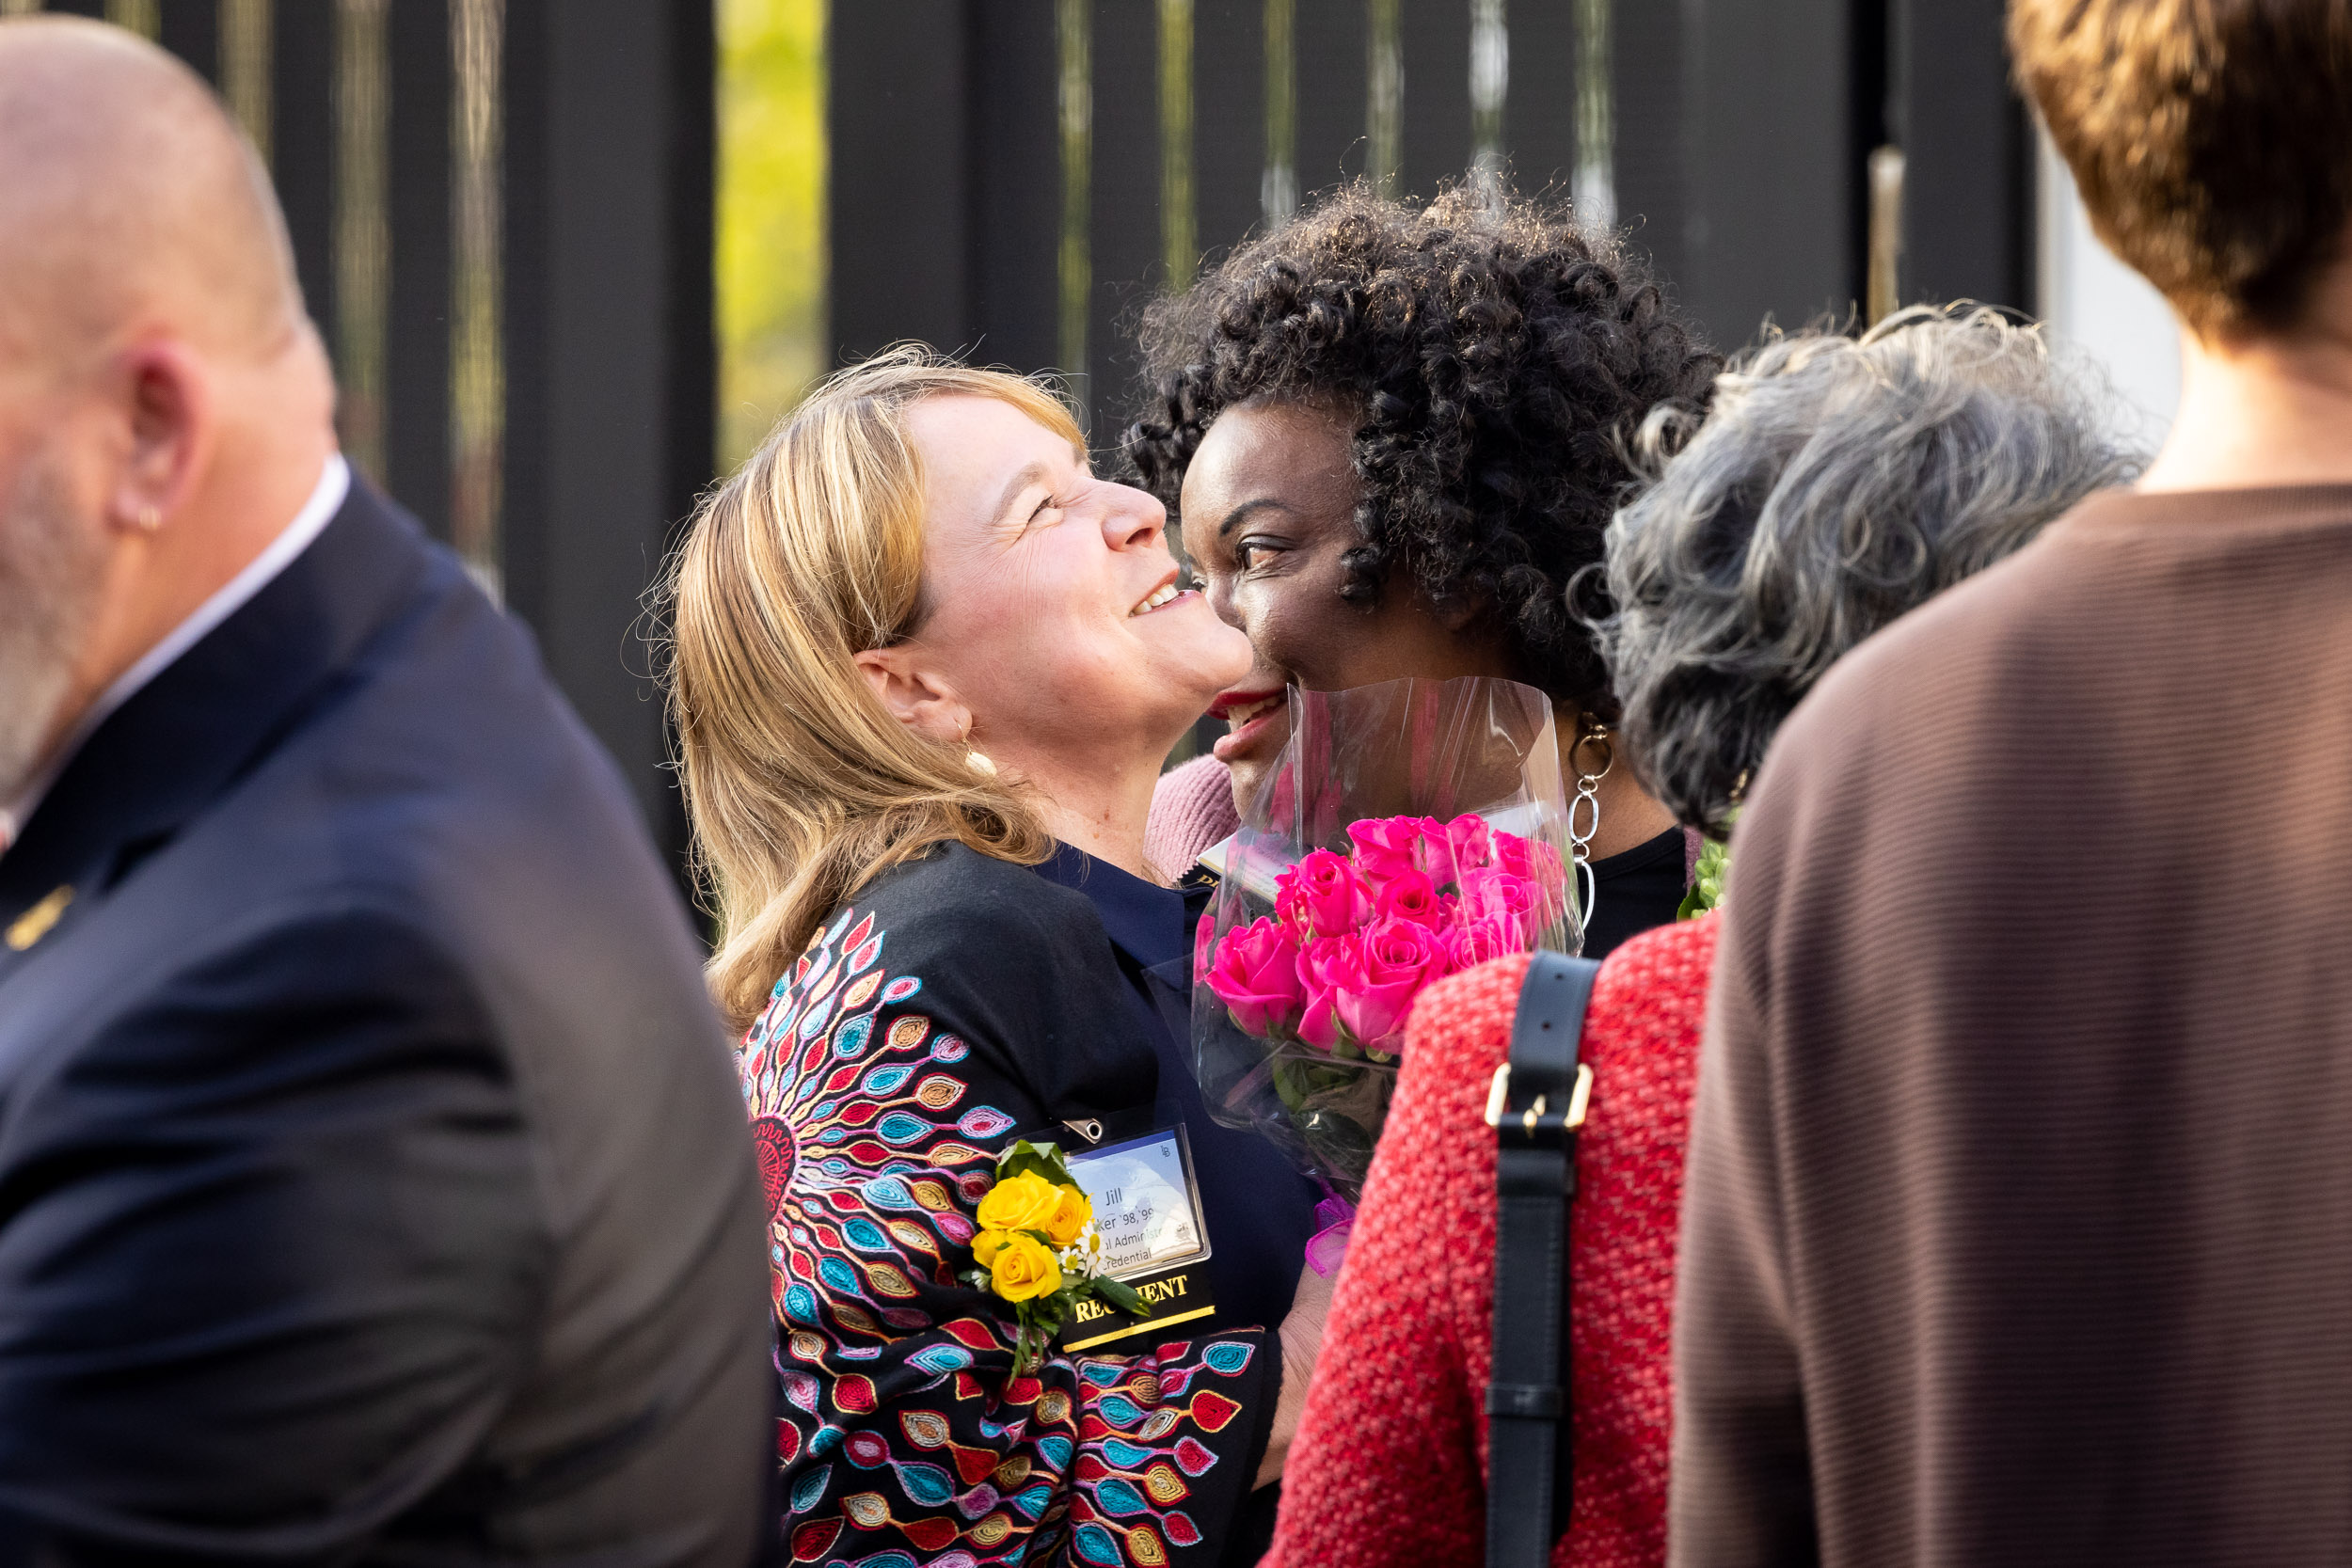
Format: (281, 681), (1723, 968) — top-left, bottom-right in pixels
(665, 345), (1082, 1032)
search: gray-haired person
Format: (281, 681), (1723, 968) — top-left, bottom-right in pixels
(1260, 305), (2139, 1568)
(1607, 305), (2140, 840)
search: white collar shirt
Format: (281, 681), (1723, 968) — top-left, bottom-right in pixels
(0, 453), (351, 856)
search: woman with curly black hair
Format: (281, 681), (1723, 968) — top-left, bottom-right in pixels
(1126, 182), (1719, 956)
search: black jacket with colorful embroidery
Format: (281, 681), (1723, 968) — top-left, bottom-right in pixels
(737, 842), (1279, 1565)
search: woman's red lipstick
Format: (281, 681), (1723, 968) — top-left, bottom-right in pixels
(1208, 687), (1288, 763)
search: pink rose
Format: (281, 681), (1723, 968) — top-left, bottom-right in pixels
(1490, 830), (1536, 879)
(1457, 866), (1541, 928)
(1374, 870), (1450, 928)
(1492, 832), (1569, 918)
(1450, 911), (1531, 970)
(1295, 936), (1349, 1050)
(1275, 848), (1372, 940)
(1203, 916), (1307, 1037)
(1346, 814), (1511, 899)
(1434, 814), (1494, 880)
(1324, 915), (1453, 1050)
(1195, 910), (1216, 976)
(1345, 816), (1430, 889)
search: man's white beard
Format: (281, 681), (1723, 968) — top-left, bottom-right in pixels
(0, 451), (105, 813)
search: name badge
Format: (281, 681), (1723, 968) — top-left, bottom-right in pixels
(1056, 1123), (1216, 1352)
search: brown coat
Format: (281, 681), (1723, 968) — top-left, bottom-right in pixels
(1672, 485), (2352, 1566)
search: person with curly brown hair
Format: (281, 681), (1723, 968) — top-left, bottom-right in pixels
(1125, 182), (1719, 958)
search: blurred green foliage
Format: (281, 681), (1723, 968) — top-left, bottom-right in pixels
(718, 0), (826, 469)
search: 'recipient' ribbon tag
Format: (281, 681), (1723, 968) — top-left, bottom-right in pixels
(1055, 1123), (1216, 1352)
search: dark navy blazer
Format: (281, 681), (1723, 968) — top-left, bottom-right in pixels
(1030, 846), (1323, 1337)
(1031, 847), (1323, 1565)
(0, 483), (771, 1565)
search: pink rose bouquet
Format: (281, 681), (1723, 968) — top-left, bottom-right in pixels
(1197, 812), (1568, 1191)
(1212, 813), (1566, 1053)
(1188, 675), (1577, 1196)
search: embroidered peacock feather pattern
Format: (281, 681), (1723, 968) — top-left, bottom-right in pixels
(737, 903), (1268, 1566)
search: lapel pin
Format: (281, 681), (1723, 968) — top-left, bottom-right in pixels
(5, 885), (73, 952)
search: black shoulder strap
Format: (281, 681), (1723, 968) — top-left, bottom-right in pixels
(1486, 950), (1601, 1568)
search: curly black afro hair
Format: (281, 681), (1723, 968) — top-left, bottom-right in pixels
(1122, 182), (1721, 713)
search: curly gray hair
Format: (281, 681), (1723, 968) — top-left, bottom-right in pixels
(1597, 305), (2143, 839)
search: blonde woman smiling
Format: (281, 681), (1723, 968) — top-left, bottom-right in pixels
(667, 349), (1329, 1565)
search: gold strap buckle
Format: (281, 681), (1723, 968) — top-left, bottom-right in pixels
(1482, 1060), (1593, 1135)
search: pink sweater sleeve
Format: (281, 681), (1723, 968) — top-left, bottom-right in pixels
(1147, 754), (1243, 878)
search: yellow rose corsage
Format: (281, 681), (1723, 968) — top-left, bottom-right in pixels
(1043, 1182), (1092, 1248)
(976, 1170), (1063, 1233)
(960, 1139), (1145, 1373)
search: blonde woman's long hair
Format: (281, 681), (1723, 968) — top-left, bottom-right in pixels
(666, 346), (1074, 1032)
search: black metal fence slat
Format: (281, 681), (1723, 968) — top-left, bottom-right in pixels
(385, 0), (452, 542)
(1613, 0), (1687, 292)
(272, 0), (335, 359)
(1292, 0), (1368, 199)
(1506, 0), (1577, 202)
(1190, 0), (1264, 273)
(968, 0), (1058, 372)
(828, 0), (969, 364)
(158, 0), (219, 85)
(1397, 0), (1470, 204)
(499, 0), (712, 868)
(1087, 0), (1158, 441)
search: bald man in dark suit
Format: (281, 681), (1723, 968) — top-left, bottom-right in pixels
(0, 19), (769, 1565)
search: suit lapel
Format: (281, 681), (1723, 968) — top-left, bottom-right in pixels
(0, 483), (431, 979)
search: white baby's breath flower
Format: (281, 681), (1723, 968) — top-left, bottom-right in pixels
(1055, 1228), (1108, 1278)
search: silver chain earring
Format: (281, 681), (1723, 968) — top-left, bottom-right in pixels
(1567, 718), (1613, 934)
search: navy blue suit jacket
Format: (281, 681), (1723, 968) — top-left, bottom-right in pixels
(0, 483), (770, 1564)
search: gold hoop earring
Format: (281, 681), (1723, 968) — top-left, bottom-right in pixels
(135, 506), (162, 533)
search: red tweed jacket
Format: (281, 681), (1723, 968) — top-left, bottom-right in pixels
(1264, 914), (1718, 1568)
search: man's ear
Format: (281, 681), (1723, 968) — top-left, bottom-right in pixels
(108, 341), (212, 537)
(851, 644), (972, 746)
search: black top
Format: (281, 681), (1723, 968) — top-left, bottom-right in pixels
(1031, 847), (1335, 1568)
(739, 841), (1283, 1567)
(1031, 844), (1326, 1335)
(0, 482), (770, 1564)
(1582, 826), (1691, 961)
